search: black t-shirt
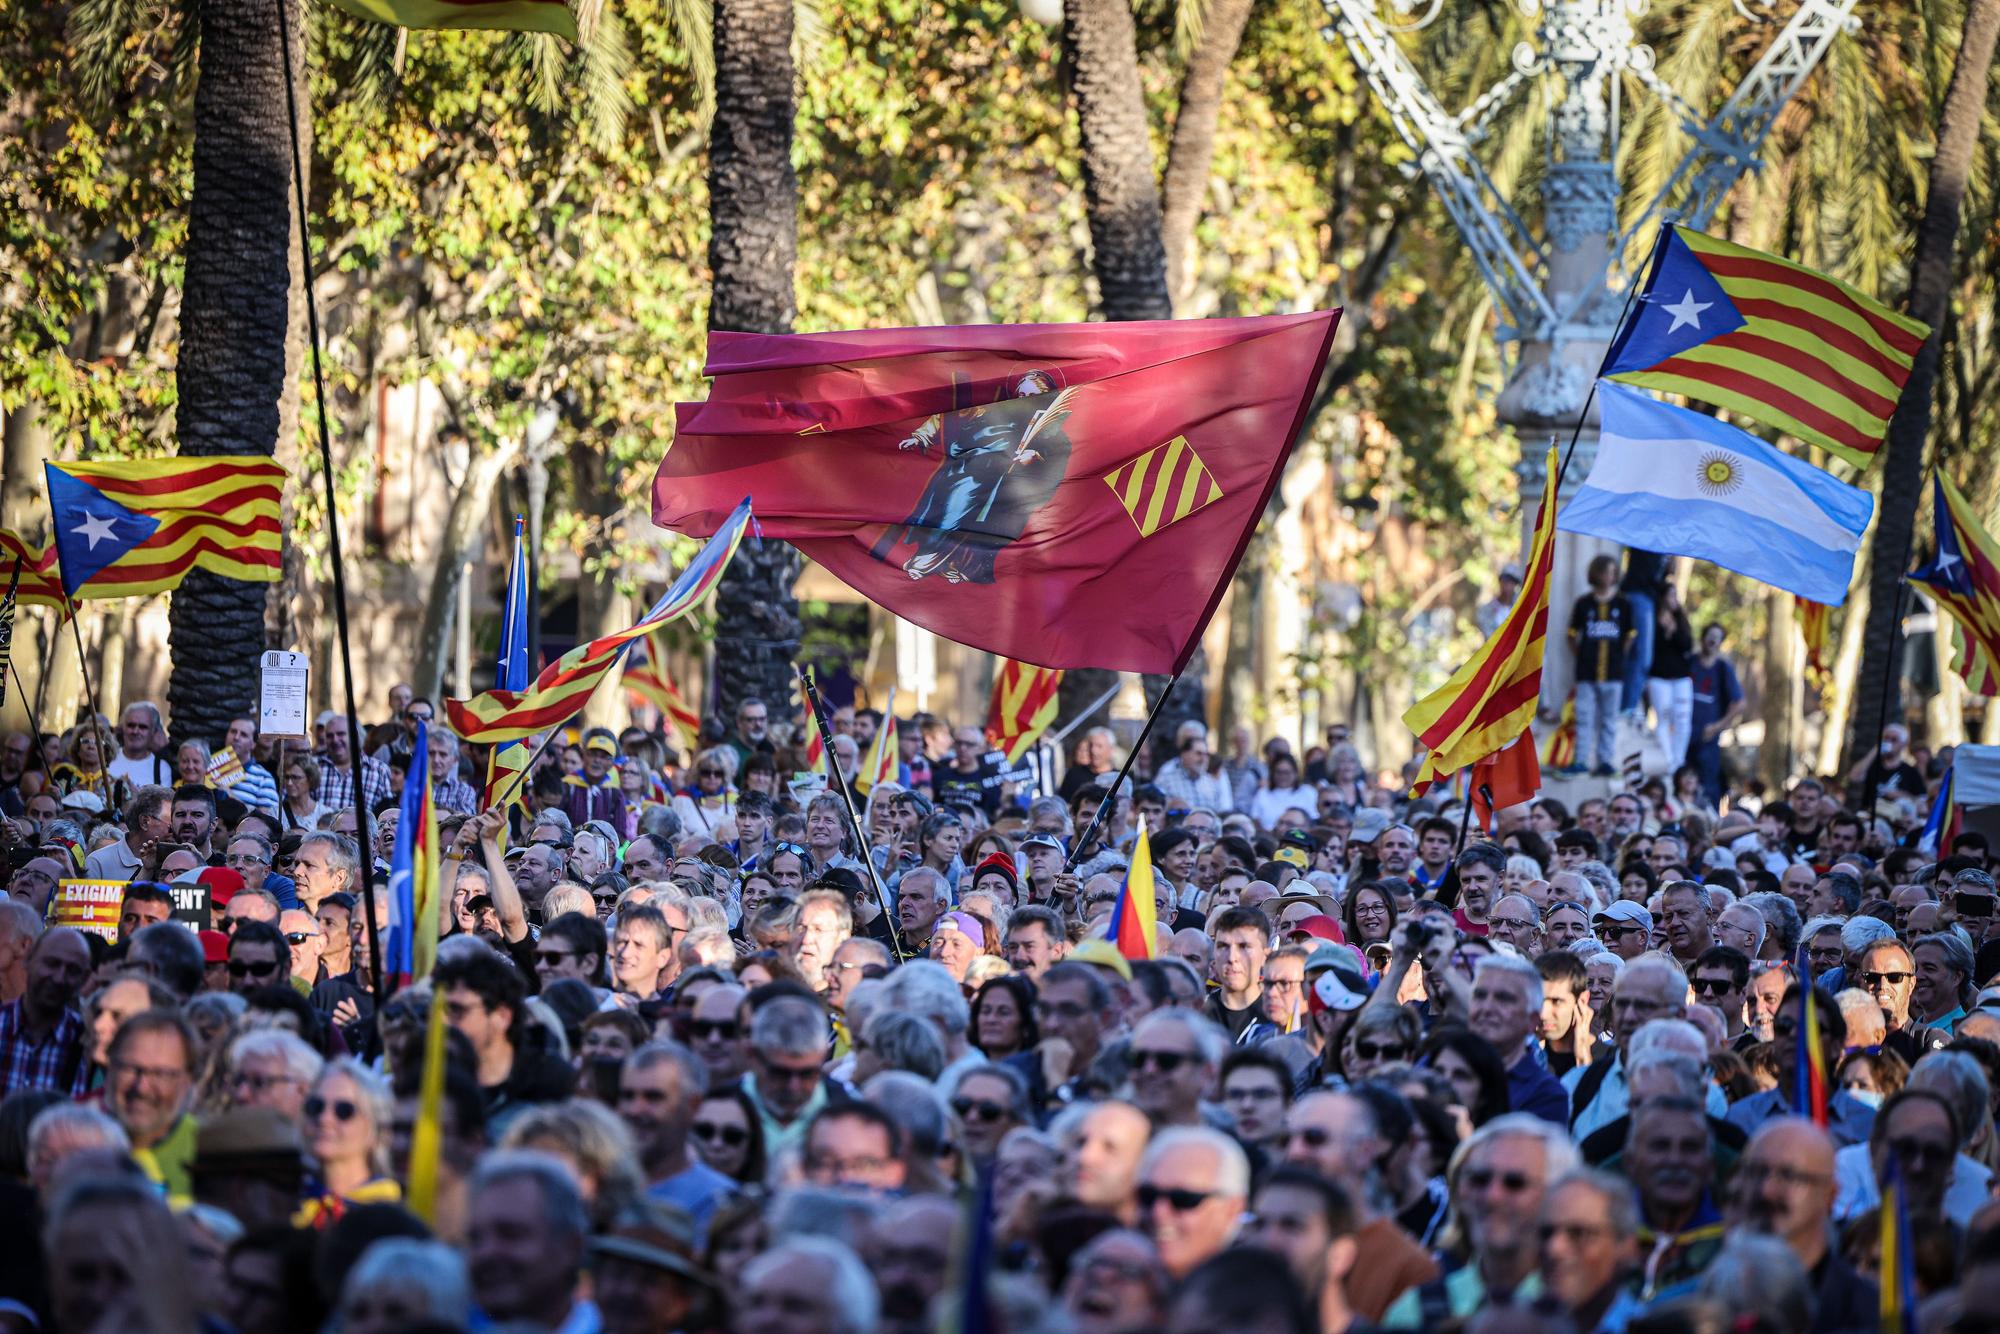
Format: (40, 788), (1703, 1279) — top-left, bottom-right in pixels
(1863, 757), (1927, 800)
(935, 759), (999, 816)
(1650, 611), (1695, 679)
(1568, 593), (1634, 683)
(1206, 994), (1262, 1042)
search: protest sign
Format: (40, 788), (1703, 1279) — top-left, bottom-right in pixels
(259, 650), (311, 740)
(169, 881), (212, 931)
(50, 879), (124, 942)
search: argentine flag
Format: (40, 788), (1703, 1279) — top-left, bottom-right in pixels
(1559, 382), (1872, 605)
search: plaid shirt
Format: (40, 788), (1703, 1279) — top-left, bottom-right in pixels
(431, 774), (480, 815)
(1153, 760), (1235, 815)
(317, 753), (392, 813)
(0, 999), (91, 1099)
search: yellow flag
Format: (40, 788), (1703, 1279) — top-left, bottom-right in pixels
(404, 987), (449, 1224)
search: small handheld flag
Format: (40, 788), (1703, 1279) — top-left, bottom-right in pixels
(857, 688), (900, 795)
(404, 986), (450, 1224)
(1105, 818), (1159, 961)
(386, 720), (441, 988)
(1910, 471), (2000, 696)
(1919, 765), (1960, 857)
(1603, 225), (1928, 468)
(1880, 1155), (1920, 1334)
(1792, 946), (1830, 1128)
(987, 661), (1064, 764)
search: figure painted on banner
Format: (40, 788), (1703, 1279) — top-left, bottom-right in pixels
(871, 370), (1075, 585)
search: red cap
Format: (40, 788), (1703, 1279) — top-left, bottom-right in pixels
(198, 930), (230, 964)
(197, 866), (245, 906)
(1287, 914), (1345, 944)
(973, 852), (1018, 887)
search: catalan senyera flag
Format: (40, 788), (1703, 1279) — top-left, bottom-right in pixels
(857, 688), (900, 795)
(1603, 225), (1928, 469)
(987, 660), (1063, 764)
(1105, 818), (1159, 961)
(329, 0), (577, 39)
(656, 313), (1339, 673)
(0, 559), (18, 709)
(1909, 471), (2000, 696)
(1880, 1155), (1920, 1334)
(1795, 596), (1832, 699)
(0, 532), (67, 610)
(1542, 695), (1576, 770)
(624, 630), (703, 746)
(1405, 446), (1558, 796)
(1793, 948), (1830, 1129)
(448, 500), (750, 743)
(405, 985), (450, 1225)
(44, 458), (283, 600)
(800, 719), (828, 776)
(386, 721), (442, 988)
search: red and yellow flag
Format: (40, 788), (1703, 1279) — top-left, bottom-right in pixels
(1604, 226), (1928, 469)
(624, 630), (702, 746)
(1406, 446), (1557, 795)
(987, 660), (1063, 764)
(448, 502), (748, 743)
(45, 458), (283, 600)
(329, 0), (577, 39)
(0, 532), (68, 610)
(857, 689), (900, 795)
(1909, 472), (2000, 696)
(1795, 597), (1832, 700)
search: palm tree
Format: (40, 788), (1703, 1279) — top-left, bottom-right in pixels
(167, 0), (308, 743)
(1160, 0), (1256, 308)
(705, 0), (803, 725)
(1845, 0), (2000, 777)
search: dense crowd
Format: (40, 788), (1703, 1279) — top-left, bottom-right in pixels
(1, 667), (1998, 1334)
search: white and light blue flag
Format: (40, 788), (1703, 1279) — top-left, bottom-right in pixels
(1559, 382), (1872, 605)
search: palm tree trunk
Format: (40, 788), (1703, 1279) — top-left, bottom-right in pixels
(170, 0), (305, 743)
(413, 440), (522, 702)
(1063, 0), (1172, 322)
(706, 0), (801, 725)
(1845, 0), (2000, 776)
(1160, 0), (1255, 309)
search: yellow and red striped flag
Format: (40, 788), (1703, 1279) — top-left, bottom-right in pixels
(624, 630), (702, 746)
(448, 501), (749, 744)
(1604, 226), (1929, 469)
(0, 532), (68, 611)
(1794, 596), (1832, 699)
(45, 458), (283, 600)
(330, 0), (577, 39)
(1541, 695), (1576, 770)
(1405, 446), (1557, 795)
(986, 660), (1063, 764)
(801, 719), (828, 776)
(856, 689), (899, 795)
(1910, 472), (2000, 696)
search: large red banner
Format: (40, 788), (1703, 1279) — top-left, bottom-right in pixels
(654, 312), (1338, 673)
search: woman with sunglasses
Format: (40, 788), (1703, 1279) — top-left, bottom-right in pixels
(295, 1058), (400, 1227)
(672, 747), (739, 836)
(689, 1085), (767, 1184)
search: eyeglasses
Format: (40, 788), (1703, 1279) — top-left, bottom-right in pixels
(698, 769), (726, 779)
(1539, 1221), (1611, 1245)
(1353, 1040), (1407, 1061)
(228, 959), (281, 978)
(692, 1120), (749, 1148)
(1858, 970), (1913, 988)
(1462, 1167), (1536, 1193)
(304, 1096), (359, 1122)
(224, 853), (269, 867)
(406, 710), (433, 723)
(1487, 916), (1537, 931)
(691, 1019), (741, 1041)
(1136, 1184), (1214, 1212)
(1130, 1048), (1193, 1074)
(951, 1098), (1008, 1123)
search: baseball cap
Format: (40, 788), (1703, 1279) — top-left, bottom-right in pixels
(1349, 808), (1391, 844)
(1067, 938), (1134, 982)
(60, 790), (105, 815)
(198, 930), (230, 965)
(1308, 954), (1371, 1012)
(1019, 832), (1065, 854)
(1500, 562), (1524, 583)
(1283, 914), (1345, 945)
(584, 733), (618, 755)
(196, 866), (245, 907)
(936, 911), (988, 949)
(1593, 901), (1654, 933)
(1273, 845), (1310, 871)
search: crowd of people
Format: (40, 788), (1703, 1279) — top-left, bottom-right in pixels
(0, 672), (1997, 1334)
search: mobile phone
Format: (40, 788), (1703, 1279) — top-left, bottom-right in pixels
(1959, 893), (1995, 919)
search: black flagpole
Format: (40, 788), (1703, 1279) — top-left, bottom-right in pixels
(1065, 668), (1183, 872)
(798, 664), (907, 961)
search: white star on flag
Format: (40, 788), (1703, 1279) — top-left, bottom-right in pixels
(1663, 289), (1713, 334)
(1936, 545), (1963, 580)
(73, 510), (119, 550)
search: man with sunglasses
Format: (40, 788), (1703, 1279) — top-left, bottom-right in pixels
(1127, 1010), (1224, 1131)
(1854, 939), (1951, 1066)
(688, 984), (751, 1089)
(226, 921), (293, 998)
(1687, 945), (1752, 1048)
(1135, 1126), (1248, 1280)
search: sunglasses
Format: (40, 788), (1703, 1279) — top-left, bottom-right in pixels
(691, 1019), (741, 1041)
(951, 1098), (1007, 1123)
(1130, 1048), (1192, 1074)
(1353, 1040), (1406, 1061)
(1858, 971), (1913, 988)
(284, 932), (319, 945)
(536, 950), (576, 966)
(697, 769), (726, 779)
(1462, 1167), (1535, 1193)
(772, 842), (808, 858)
(692, 1120), (749, 1148)
(227, 959), (280, 978)
(304, 1096), (359, 1122)
(1691, 977), (1736, 996)
(1136, 1184), (1214, 1212)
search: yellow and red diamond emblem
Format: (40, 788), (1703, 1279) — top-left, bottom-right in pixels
(1104, 436), (1223, 537)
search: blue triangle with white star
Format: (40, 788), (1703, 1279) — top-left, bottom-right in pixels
(1602, 227), (1748, 376)
(1913, 475), (1974, 595)
(45, 464), (158, 596)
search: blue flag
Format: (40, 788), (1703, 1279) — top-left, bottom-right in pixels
(385, 720), (433, 987)
(497, 516), (530, 692)
(1558, 383), (1873, 604)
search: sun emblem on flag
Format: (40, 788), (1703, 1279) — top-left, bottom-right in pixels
(1696, 451), (1742, 498)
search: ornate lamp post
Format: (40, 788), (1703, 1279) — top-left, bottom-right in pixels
(1321, 0), (1858, 706)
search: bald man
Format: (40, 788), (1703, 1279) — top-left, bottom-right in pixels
(1722, 1117), (1874, 1327)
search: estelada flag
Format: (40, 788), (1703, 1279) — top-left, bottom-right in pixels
(624, 630), (702, 746)
(1910, 471), (2000, 696)
(330, 0), (578, 39)
(44, 458), (283, 600)
(656, 313), (1339, 674)
(1603, 225), (1928, 469)
(987, 660), (1062, 763)
(1405, 446), (1558, 795)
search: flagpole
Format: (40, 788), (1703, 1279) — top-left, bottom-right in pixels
(273, 0), (382, 1012)
(798, 664), (908, 962)
(1550, 226), (1664, 498)
(1065, 667), (1183, 873)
